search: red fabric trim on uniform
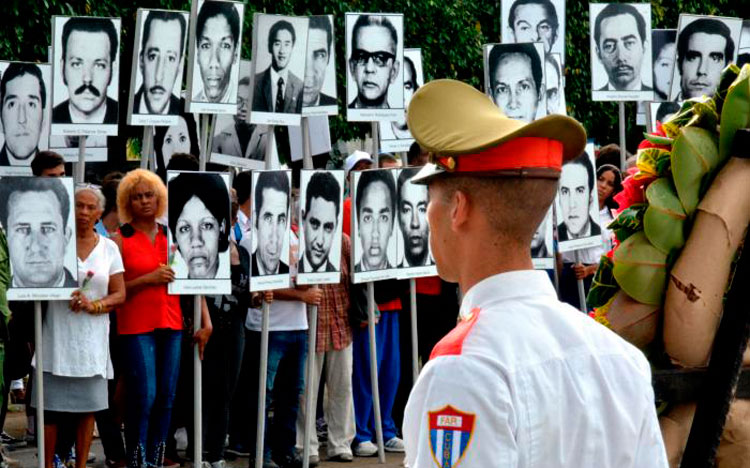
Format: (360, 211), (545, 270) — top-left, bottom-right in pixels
(416, 276), (442, 296)
(379, 298), (402, 311)
(436, 137), (563, 173)
(430, 307), (481, 359)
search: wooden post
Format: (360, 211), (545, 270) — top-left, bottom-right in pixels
(34, 301), (44, 468)
(255, 125), (276, 468)
(75, 136), (87, 183)
(301, 117), (319, 468)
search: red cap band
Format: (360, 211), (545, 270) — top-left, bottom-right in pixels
(434, 137), (563, 173)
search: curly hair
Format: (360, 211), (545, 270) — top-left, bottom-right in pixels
(117, 169), (167, 223)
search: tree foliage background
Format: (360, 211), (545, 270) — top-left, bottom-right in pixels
(2, 0), (749, 168)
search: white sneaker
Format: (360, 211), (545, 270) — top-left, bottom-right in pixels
(353, 441), (378, 457)
(385, 437), (405, 453)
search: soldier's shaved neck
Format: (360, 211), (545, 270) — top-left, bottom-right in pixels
(430, 175), (557, 294)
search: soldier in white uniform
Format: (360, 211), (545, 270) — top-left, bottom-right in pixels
(402, 79), (668, 467)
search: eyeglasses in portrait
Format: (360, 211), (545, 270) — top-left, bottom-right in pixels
(345, 13), (405, 123)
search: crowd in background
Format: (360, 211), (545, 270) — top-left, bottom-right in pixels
(0, 139), (622, 468)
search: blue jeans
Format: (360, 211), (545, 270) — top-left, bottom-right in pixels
(352, 311), (400, 444)
(121, 329), (182, 468)
(263, 330), (307, 461)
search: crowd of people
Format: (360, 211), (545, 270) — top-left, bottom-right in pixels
(0, 144), (463, 468)
(0, 136), (623, 468)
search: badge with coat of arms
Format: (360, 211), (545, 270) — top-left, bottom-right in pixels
(428, 405), (476, 468)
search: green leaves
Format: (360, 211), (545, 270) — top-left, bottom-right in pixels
(609, 203), (646, 244)
(644, 178), (687, 255)
(613, 231), (669, 306)
(719, 64), (750, 161)
(671, 127), (720, 215)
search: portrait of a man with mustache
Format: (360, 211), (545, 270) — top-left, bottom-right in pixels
(592, 3), (651, 93)
(132, 10), (187, 117)
(52, 17), (119, 125)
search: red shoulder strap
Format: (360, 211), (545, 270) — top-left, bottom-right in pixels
(430, 307), (481, 359)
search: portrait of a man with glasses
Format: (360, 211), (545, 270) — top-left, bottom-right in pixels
(347, 14), (402, 109)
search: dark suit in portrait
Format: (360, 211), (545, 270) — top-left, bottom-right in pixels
(52, 97), (119, 124)
(557, 217), (602, 241)
(298, 256), (336, 274)
(133, 87), (181, 115)
(212, 123), (269, 161)
(252, 67), (303, 114)
(251, 252), (289, 277)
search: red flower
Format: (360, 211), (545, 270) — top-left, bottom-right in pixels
(614, 169), (656, 214)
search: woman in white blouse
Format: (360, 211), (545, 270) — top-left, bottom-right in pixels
(31, 185), (126, 468)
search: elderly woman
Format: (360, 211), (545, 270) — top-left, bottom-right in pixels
(112, 169), (211, 468)
(168, 173), (230, 280)
(31, 185), (126, 468)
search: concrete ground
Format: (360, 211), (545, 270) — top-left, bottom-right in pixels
(2, 404), (404, 468)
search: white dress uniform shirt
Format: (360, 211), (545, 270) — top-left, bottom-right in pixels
(403, 270), (668, 468)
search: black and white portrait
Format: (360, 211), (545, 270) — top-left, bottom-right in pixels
(0, 62), (52, 176)
(395, 167), (437, 279)
(379, 48), (423, 153)
(250, 14), (309, 127)
(669, 14), (742, 101)
(531, 206), (554, 269)
(1, 176), (77, 301)
(210, 60), (272, 170)
(555, 144), (603, 253)
(484, 42), (546, 123)
(186, 0), (244, 114)
(127, 9), (189, 126)
(250, 170), (292, 292)
(648, 101), (681, 133)
(351, 168), (399, 283)
(590, 3), (653, 102)
(739, 21), (750, 67)
(652, 29), (677, 102)
(167, 171), (232, 294)
(501, 0), (566, 60)
(49, 135), (108, 163)
(346, 13), (405, 123)
(545, 53), (566, 115)
(51, 16), (121, 136)
(297, 170), (344, 285)
(302, 15), (338, 116)
(154, 100), (200, 177)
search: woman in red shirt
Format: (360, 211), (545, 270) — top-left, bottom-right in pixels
(113, 169), (210, 468)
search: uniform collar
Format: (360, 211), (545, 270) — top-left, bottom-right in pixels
(459, 270), (557, 320)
